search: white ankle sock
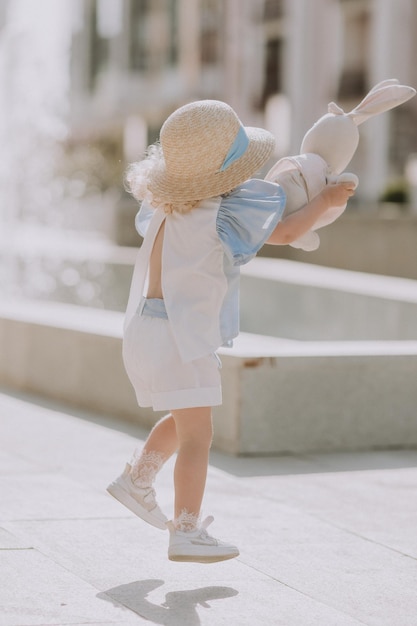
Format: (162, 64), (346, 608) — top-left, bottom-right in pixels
(173, 509), (200, 532)
(130, 449), (164, 489)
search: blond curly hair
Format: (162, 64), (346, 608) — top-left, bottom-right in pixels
(125, 143), (200, 214)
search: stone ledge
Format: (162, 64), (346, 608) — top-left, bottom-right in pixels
(1, 298), (417, 455)
(240, 258), (417, 341)
(218, 346), (417, 454)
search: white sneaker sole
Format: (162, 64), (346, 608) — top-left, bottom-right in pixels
(106, 481), (167, 530)
(168, 548), (239, 563)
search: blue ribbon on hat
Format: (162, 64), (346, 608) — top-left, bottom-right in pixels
(220, 125), (250, 171)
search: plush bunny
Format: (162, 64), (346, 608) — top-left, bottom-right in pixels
(265, 79), (416, 251)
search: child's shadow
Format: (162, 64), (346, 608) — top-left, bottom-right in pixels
(98, 579), (238, 626)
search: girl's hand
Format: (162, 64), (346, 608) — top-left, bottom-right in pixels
(267, 180), (356, 245)
(320, 182), (356, 209)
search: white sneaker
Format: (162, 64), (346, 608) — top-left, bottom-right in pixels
(106, 463), (168, 530)
(167, 516), (239, 563)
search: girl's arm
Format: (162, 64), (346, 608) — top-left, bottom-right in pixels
(266, 182), (356, 245)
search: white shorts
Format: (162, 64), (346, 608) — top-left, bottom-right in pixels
(122, 299), (222, 411)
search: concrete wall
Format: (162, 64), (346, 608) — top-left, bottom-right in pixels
(0, 300), (153, 426)
(218, 343), (417, 455)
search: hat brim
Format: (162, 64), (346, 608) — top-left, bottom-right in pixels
(148, 127), (275, 202)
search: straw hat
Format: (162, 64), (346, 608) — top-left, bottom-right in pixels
(147, 100), (275, 202)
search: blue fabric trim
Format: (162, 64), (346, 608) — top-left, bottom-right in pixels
(135, 199), (155, 237)
(138, 297), (168, 319)
(220, 125), (250, 172)
(216, 178), (286, 266)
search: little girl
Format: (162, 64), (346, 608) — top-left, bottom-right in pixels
(107, 100), (355, 563)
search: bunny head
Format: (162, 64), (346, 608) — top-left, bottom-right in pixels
(300, 110), (359, 174)
(265, 79), (415, 252)
(300, 79), (416, 174)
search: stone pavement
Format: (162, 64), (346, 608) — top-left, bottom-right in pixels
(1, 389), (417, 626)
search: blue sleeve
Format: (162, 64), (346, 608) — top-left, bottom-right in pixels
(134, 199), (155, 237)
(216, 178), (286, 266)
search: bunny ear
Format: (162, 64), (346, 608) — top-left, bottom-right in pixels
(348, 81), (416, 126)
(367, 78), (400, 93)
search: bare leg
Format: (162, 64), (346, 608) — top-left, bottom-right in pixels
(130, 413), (178, 487)
(171, 406), (213, 529)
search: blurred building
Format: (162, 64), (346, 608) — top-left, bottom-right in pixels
(0, 0), (416, 207)
(69, 0), (417, 205)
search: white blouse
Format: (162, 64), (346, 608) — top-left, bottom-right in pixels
(124, 178), (286, 363)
